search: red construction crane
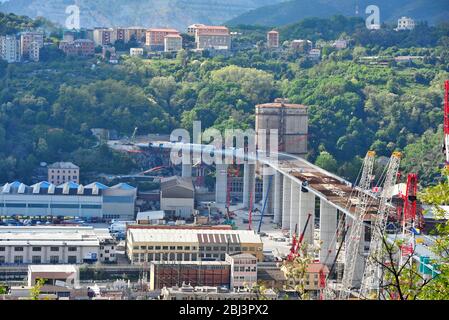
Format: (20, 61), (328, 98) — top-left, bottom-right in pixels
(287, 213), (312, 261)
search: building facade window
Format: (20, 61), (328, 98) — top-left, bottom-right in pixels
(50, 256), (59, 263)
(67, 256), (77, 263)
(14, 256), (23, 264)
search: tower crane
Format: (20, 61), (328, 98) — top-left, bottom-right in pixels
(359, 152), (402, 299)
(338, 151), (376, 300)
(398, 173), (419, 267)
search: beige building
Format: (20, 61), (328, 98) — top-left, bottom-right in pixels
(195, 26), (231, 51)
(187, 24), (206, 36)
(267, 30), (279, 48)
(93, 28), (115, 46)
(226, 253), (258, 290)
(160, 176), (194, 218)
(126, 226), (264, 264)
(48, 162), (79, 185)
(164, 34), (183, 52)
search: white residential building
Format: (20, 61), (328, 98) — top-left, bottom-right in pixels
(0, 35), (20, 63)
(226, 253), (258, 290)
(130, 47), (144, 57)
(164, 34), (183, 52)
(397, 16), (416, 30)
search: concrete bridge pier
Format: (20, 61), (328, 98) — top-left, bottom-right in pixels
(299, 188), (315, 245)
(345, 218), (366, 288)
(282, 176), (292, 232)
(290, 182), (300, 236)
(242, 163), (256, 209)
(262, 166), (274, 215)
(215, 164), (228, 205)
(182, 164), (192, 178)
(273, 171), (283, 224)
(319, 199), (338, 267)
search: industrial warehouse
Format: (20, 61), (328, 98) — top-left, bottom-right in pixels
(126, 226), (264, 264)
(0, 226), (116, 264)
(0, 181), (136, 220)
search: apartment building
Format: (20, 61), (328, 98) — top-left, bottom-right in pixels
(125, 27), (147, 43)
(20, 32), (44, 61)
(226, 253), (258, 290)
(130, 47), (144, 57)
(187, 24), (206, 36)
(126, 226), (263, 264)
(59, 39), (95, 57)
(48, 162), (79, 185)
(0, 181), (137, 220)
(195, 26), (231, 51)
(146, 28), (180, 51)
(397, 16), (416, 30)
(164, 34), (183, 52)
(93, 28), (115, 46)
(0, 226), (115, 265)
(0, 35), (20, 63)
(267, 30), (279, 48)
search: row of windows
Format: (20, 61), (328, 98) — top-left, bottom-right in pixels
(49, 170), (78, 174)
(0, 255), (77, 264)
(132, 245), (259, 253)
(0, 246), (77, 252)
(0, 203), (101, 209)
(135, 245), (195, 251)
(233, 266), (257, 272)
(50, 175), (78, 180)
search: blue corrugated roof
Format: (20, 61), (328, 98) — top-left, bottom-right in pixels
(112, 183), (136, 190)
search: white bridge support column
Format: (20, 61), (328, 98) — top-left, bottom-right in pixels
(243, 163), (255, 209)
(345, 218), (366, 288)
(300, 188), (315, 245)
(319, 199), (337, 267)
(182, 164), (192, 178)
(290, 182), (300, 236)
(215, 164), (228, 205)
(273, 171), (283, 224)
(262, 166), (274, 215)
(282, 176), (291, 231)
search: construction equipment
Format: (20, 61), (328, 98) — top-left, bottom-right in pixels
(287, 213), (312, 261)
(339, 151), (376, 300)
(398, 173), (419, 266)
(359, 152), (401, 300)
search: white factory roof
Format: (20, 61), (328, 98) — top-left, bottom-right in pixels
(136, 210), (165, 221)
(128, 228), (262, 244)
(0, 226), (112, 245)
(29, 265), (78, 273)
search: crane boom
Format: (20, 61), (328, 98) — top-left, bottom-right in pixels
(359, 152), (401, 299)
(339, 151), (376, 300)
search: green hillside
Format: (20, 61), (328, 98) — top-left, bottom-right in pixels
(228, 0), (449, 26)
